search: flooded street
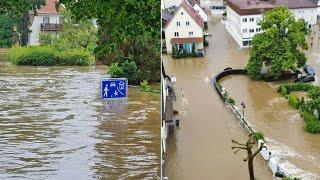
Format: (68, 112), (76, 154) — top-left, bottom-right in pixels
(0, 61), (160, 179)
(163, 15), (320, 179)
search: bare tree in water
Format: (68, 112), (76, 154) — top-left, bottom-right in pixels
(232, 133), (266, 180)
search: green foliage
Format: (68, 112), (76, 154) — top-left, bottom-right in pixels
(58, 0), (160, 84)
(228, 98), (236, 105)
(107, 63), (123, 78)
(302, 110), (320, 134)
(246, 7), (309, 80)
(0, 0), (45, 16)
(140, 80), (152, 92)
(279, 85), (288, 96)
(0, 14), (14, 48)
(288, 94), (300, 109)
(278, 83), (314, 94)
(8, 46), (94, 66)
(252, 131), (265, 141)
(39, 33), (55, 46)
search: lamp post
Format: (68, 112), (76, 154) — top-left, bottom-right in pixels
(241, 102), (246, 119)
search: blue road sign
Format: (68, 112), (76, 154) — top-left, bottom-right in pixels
(101, 78), (127, 99)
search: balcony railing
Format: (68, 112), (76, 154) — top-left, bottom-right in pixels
(41, 23), (62, 31)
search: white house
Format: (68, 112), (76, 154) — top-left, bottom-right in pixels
(225, 0), (318, 48)
(28, 0), (62, 45)
(187, 0), (208, 23)
(164, 0), (204, 54)
(162, 0), (183, 9)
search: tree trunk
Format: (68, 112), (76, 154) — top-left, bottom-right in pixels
(248, 157), (255, 180)
(21, 12), (30, 46)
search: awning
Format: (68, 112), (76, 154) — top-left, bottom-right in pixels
(171, 37), (203, 44)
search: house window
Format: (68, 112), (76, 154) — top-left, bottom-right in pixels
(249, 29), (254, 33)
(256, 28), (261, 32)
(179, 44), (184, 50)
(177, 21), (180, 26)
(186, 21), (190, 26)
(242, 18), (247, 22)
(189, 32), (193, 36)
(243, 29), (247, 33)
(309, 24), (311, 29)
(43, 17), (50, 24)
(249, 18), (254, 22)
(181, 12), (184, 15)
(243, 41), (249, 46)
(174, 32), (179, 37)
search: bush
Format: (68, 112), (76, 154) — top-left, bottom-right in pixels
(108, 63), (123, 78)
(279, 85), (288, 96)
(228, 97), (235, 105)
(8, 46), (94, 66)
(288, 94), (300, 109)
(305, 120), (320, 134)
(39, 33), (55, 45)
(301, 110), (320, 134)
(252, 131), (265, 141)
(140, 80), (151, 92)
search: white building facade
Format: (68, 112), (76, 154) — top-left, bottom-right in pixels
(226, 0), (318, 48)
(28, 0), (62, 45)
(164, 0), (204, 54)
(29, 14), (62, 45)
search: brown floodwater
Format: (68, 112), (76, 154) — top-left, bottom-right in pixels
(0, 61), (160, 179)
(163, 15), (320, 179)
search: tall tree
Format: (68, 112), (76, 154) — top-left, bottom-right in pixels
(0, 0), (46, 46)
(246, 6), (309, 80)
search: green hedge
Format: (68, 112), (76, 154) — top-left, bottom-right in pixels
(302, 110), (320, 134)
(8, 46), (94, 66)
(288, 94), (300, 109)
(278, 83), (314, 94)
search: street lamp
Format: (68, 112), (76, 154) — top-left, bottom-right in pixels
(241, 102), (246, 119)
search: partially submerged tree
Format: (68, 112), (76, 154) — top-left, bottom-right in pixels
(246, 6), (309, 80)
(232, 132), (266, 180)
(58, 0), (161, 84)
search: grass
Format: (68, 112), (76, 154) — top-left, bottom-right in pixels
(0, 48), (9, 61)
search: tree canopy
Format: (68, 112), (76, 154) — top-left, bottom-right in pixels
(246, 6), (309, 80)
(58, 0), (161, 84)
(0, 0), (45, 16)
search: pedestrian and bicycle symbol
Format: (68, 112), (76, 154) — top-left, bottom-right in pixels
(101, 78), (127, 99)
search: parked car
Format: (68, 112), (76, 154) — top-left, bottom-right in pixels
(303, 64), (315, 76)
(294, 75), (315, 83)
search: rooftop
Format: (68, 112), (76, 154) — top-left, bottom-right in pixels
(227, 0), (317, 15)
(37, 0), (59, 15)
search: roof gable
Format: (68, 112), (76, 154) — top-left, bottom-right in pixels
(165, 0), (204, 28)
(37, 0), (59, 15)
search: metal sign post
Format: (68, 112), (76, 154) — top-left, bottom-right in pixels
(101, 78), (128, 100)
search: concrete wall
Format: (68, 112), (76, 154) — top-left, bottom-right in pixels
(165, 7), (203, 53)
(29, 14), (61, 45)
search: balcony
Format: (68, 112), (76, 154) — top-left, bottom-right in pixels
(41, 23), (62, 31)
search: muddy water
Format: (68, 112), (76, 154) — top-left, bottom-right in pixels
(163, 15), (320, 179)
(0, 61), (160, 179)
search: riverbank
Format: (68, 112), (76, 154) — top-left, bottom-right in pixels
(0, 48), (8, 61)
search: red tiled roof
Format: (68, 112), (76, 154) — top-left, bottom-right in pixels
(171, 37), (203, 43)
(37, 0), (58, 15)
(164, 0), (204, 28)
